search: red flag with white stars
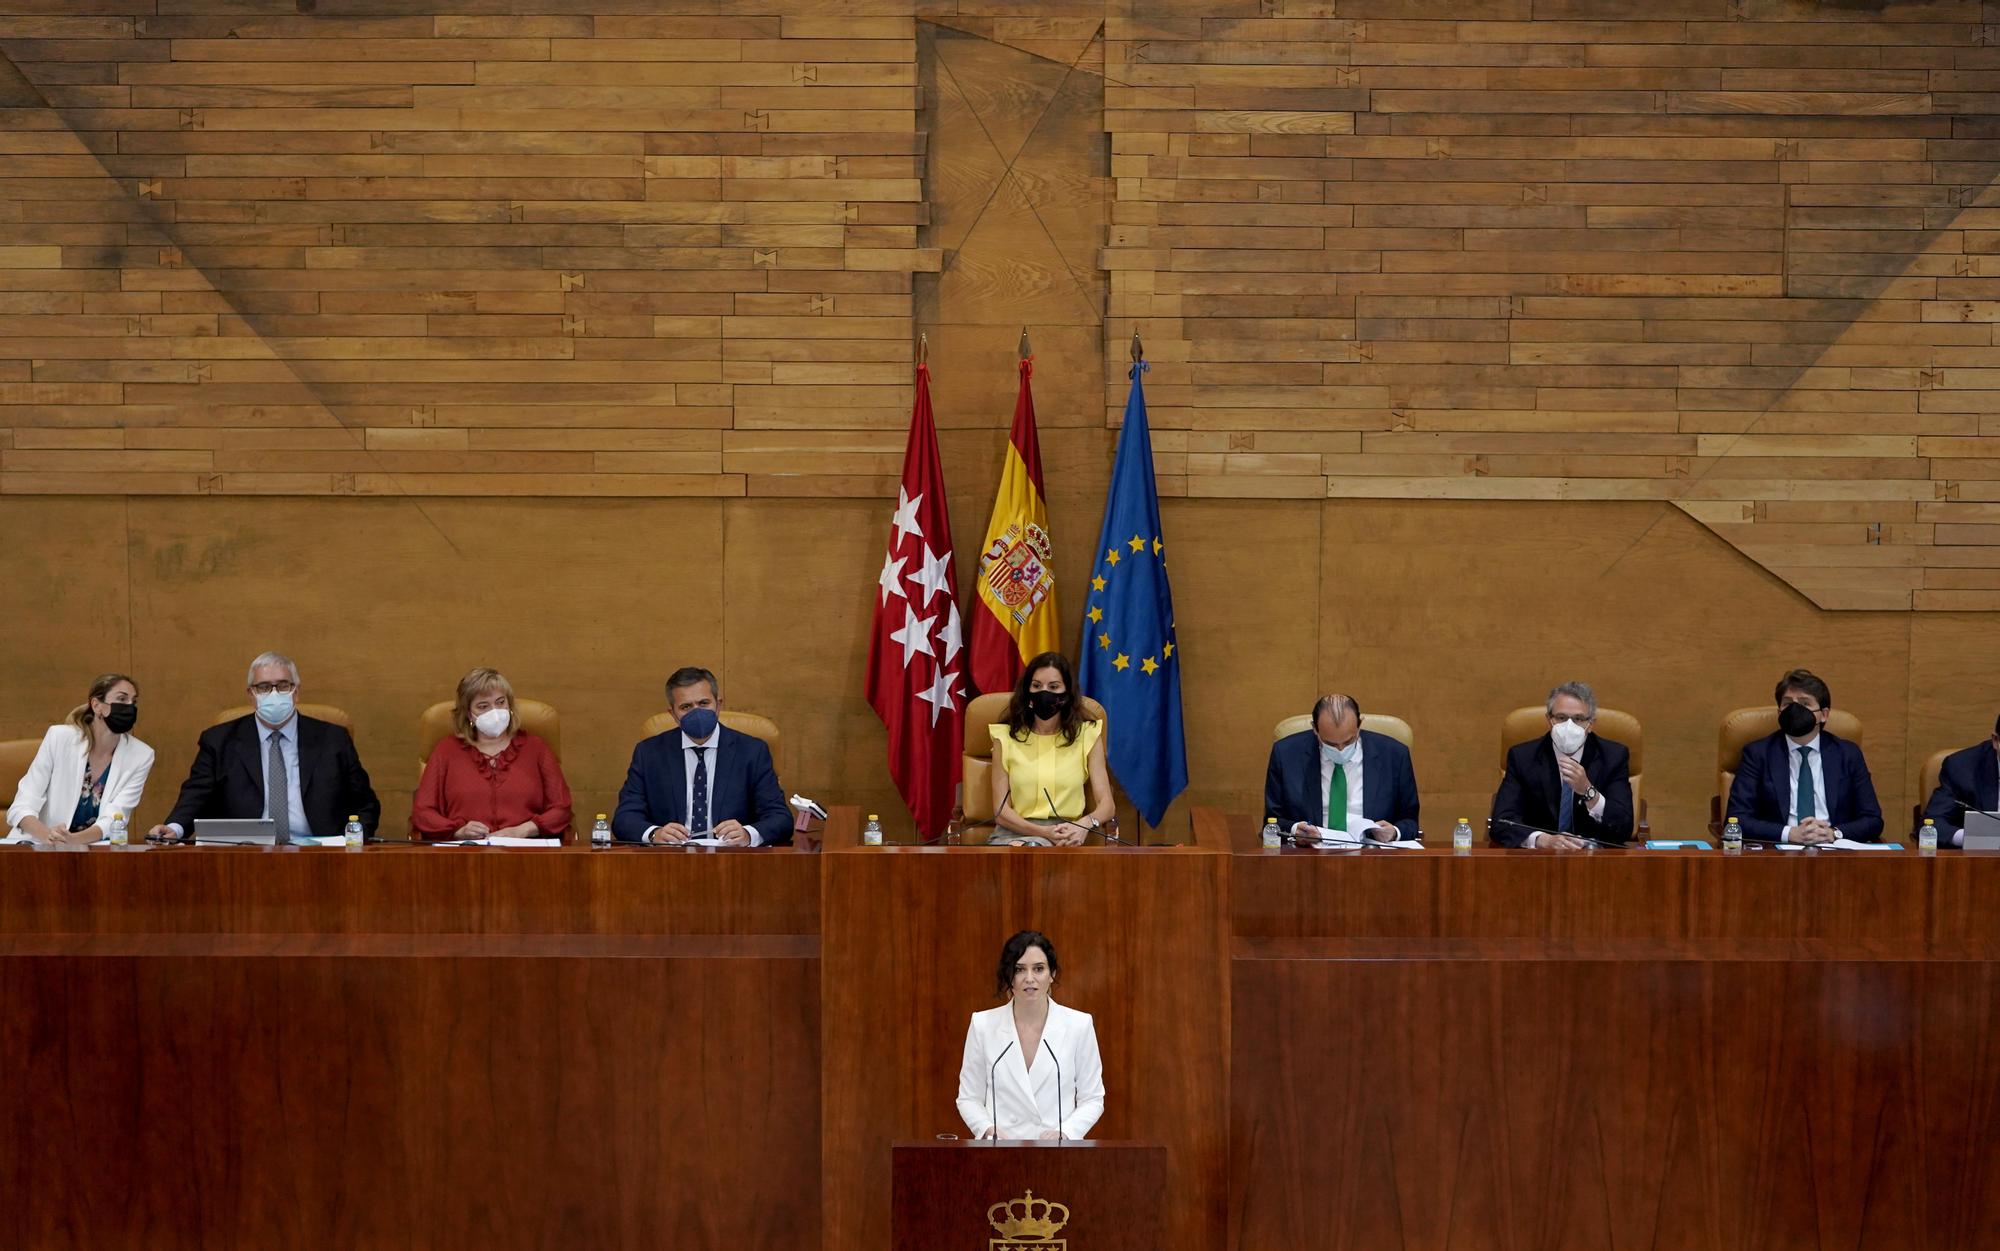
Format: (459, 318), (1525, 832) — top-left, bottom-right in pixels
(865, 360), (965, 838)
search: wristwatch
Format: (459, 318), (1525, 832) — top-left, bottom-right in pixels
(1582, 786), (1600, 804)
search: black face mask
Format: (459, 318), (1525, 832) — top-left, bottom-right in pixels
(1777, 701), (1818, 739)
(102, 703), (138, 735)
(1027, 690), (1069, 721)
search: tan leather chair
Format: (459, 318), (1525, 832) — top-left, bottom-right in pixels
(1501, 705), (1646, 827)
(211, 703), (351, 730)
(1272, 712), (1413, 750)
(0, 738), (40, 800)
(1716, 706), (1862, 815)
(641, 710), (780, 764)
(417, 698), (561, 778)
(961, 691), (1107, 844)
(1915, 747), (1953, 833)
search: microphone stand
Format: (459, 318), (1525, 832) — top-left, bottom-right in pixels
(1488, 816), (1630, 850)
(988, 1040), (1016, 1141)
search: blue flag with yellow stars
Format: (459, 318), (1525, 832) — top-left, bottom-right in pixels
(1077, 359), (1187, 828)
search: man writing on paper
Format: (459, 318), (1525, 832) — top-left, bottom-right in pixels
(613, 666), (791, 846)
(1491, 681), (1634, 849)
(1263, 694), (1419, 844)
(1727, 668), (1882, 845)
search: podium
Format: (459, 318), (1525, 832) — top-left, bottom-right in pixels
(892, 1140), (1165, 1251)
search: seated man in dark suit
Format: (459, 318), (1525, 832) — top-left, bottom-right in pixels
(1726, 668), (1882, 845)
(146, 651), (380, 843)
(1491, 680), (1634, 848)
(1921, 713), (2000, 848)
(614, 665), (791, 846)
(1262, 693), (1419, 842)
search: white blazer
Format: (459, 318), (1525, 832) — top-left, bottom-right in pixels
(955, 999), (1105, 1141)
(6, 724), (155, 840)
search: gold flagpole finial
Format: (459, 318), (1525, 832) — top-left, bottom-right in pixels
(1130, 327), (1144, 363)
(918, 331), (928, 366)
(1019, 327), (1032, 360)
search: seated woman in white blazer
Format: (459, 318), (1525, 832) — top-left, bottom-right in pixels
(955, 930), (1105, 1141)
(6, 673), (154, 845)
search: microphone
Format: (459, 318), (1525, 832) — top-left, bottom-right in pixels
(1487, 815), (1629, 850)
(988, 1039), (1016, 1141)
(1042, 1036), (1064, 1142)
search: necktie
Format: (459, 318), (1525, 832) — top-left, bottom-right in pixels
(1325, 762), (1346, 833)
(267, 731), (292, 845)
(1795, 745), (1815, 825)
(1557, 767), (1574, 833)
(691, 745), (709, 834)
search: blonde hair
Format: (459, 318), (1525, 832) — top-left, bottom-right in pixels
(453, 667), (518, 744)
(66, 673), (137, 741)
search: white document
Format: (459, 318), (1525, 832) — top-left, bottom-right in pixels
(474, 836), (563, 848)
(1301, 825), (1422, 850)
(1775, 838), (1900, 852)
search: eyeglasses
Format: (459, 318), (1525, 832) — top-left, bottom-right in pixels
(1547, 713), (1592, 725)
(249, 681), (297, 695)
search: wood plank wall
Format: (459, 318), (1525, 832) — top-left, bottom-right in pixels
(1104, 0), (2000, 611)
(2, 4), (1998, 845)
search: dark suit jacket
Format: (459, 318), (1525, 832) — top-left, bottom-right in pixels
(165, 713), (380, 838)
(1490, 734), (1634, 847)
(1921, 741), (1999, 842)
(1725, 730), (1882, 843)
(612, 725), (792, 844)
(1262, 728), (1421, 841)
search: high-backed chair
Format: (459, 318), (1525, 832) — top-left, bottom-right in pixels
(1272, 712), (1413, 750)
(211, 703), (351, 730)
(1501, 705), (1646, 829)
(1916, 747), (1953, 833)
(960, 691), (1108, 844)
(416, 698), (561, 778)
(1715, 707), (1863, 818)
(0, 737), (40, 800)
(640, 710), (781, 765)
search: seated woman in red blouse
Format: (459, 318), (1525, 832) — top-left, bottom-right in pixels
(411, 667), (572, 840)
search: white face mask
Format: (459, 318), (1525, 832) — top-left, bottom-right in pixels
(1320, 739), (1359, 767)
(1550, 719), (1589, 756)
(472, 707), (511, 739)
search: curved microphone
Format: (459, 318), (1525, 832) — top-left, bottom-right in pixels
(1042, 1036), (1064, 1142)
(988, 1039), (1016, 1140)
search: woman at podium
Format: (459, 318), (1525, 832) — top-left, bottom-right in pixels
(955, 930), (1104, 1141)
(987, 653), (1115, 846)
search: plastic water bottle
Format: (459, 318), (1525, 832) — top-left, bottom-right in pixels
(1452, 817), (1473, 854)
(344, 814), (365, 850)
(1260, 816), (1281, 849)
(1919, 817), (1938, 853)
(107, 811), (128, 847)
(592, 813), (612, 849)
(863, 813), (884, 846)
(1722, 817), (1743, 854)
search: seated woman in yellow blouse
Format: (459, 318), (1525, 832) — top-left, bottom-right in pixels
(988, 652), (1115, 846)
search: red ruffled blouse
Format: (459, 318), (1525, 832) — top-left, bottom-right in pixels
(410, 732), (572, 838)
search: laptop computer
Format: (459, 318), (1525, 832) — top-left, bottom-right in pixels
(1963, 810), (2000, 851)
(192, 818), (280, 845)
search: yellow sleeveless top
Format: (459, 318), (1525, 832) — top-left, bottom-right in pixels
(989, 719), (1102, 822)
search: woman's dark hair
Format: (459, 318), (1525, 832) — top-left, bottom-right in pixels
(1005, 651), (1086, 746)
(995, 929), (1060, 997)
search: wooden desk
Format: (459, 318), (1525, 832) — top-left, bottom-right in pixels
(1195, 808), (2000, 1251)
(892, 1139), (1167, 1251)
(820, 844), (1228, 1251)
(0, 844), (820, 1251)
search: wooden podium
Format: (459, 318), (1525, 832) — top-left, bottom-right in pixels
(892, 1140), (1165, 1251)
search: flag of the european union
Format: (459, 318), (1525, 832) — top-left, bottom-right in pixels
(1077, 360), (1188, 828)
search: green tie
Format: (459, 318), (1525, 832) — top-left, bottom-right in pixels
(1795, 745), (1815, 825)
(1326, 762), (1347, 832)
